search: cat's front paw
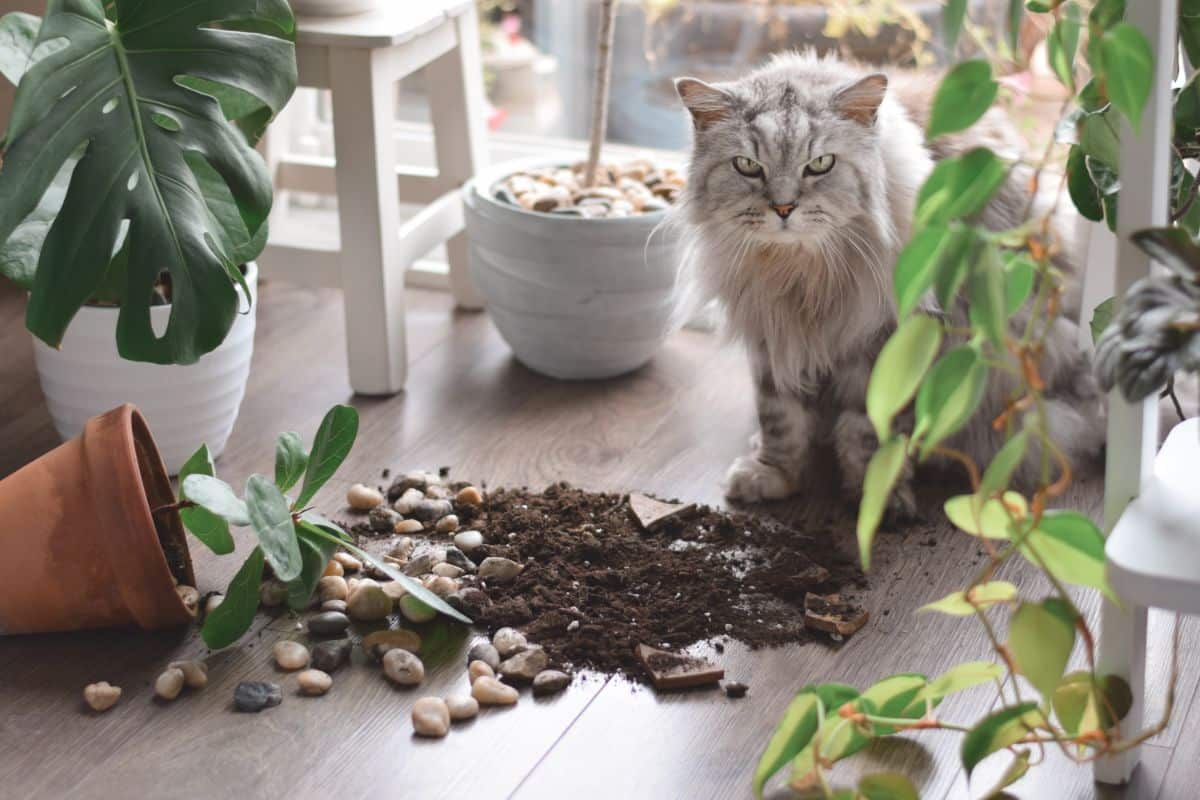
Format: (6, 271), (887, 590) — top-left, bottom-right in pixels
(725, 456), (795, 503)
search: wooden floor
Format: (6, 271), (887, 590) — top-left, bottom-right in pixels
(0, 278), (1195, 800)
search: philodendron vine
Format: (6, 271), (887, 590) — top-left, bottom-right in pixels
(172, 405), (470, 649)
(755, 1), (1184, 797)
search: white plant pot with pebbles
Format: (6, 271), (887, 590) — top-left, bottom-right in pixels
(463, 157), (681, 380)
(289, 0), (382, 17)
(31, 263), (258, 475)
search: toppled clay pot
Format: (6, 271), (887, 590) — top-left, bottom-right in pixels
(0, 404), (195, 634)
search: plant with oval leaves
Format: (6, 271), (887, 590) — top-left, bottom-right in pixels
(754, 1), (1184, 796)
(0, 0), (296, 365)
(172, 404), (471, 649)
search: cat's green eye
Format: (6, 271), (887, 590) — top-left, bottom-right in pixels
(805, 154), (836, 176)
(732, 156), (765, 178)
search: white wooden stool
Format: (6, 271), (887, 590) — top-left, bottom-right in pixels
(260, 1), (486, 395)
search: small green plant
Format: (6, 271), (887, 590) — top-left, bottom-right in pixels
(172, 404), (470, 649)
(755, 1), (1184, 797)
(0, 0), (297, 365)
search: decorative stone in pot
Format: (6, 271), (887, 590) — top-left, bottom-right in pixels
(0, 405), (196, 635)
(290, 0), (383, 16)
(31, 263), (258, 475)
(463, 158), (680, 380)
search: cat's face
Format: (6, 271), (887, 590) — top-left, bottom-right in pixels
(676, 68), (888, 248)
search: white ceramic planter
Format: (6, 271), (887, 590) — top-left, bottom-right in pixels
(290, 0), (382, 16)
(32, 263), (258, 475)
(463, 158), (679, 380)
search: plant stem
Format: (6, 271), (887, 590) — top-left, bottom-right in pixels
(583, 0), (619, 188)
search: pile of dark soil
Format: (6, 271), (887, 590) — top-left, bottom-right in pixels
(458, 483), (863, 680)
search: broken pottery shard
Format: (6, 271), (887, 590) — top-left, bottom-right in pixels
(628, 493), (695, 532)
(803, 593), (869, 637)
(635, 644), (724, 690)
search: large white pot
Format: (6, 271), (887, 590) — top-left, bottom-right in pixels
(32, 263), (258, 475)
(463, 158), (679, 380)
(290, 0), (382, 16)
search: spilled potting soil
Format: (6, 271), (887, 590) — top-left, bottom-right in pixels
(350, 477), (867, 683)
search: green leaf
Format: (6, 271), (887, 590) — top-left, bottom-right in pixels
(943, 0), (967, 52)
(1078, 110), (1121, 169)
(201, 546), (264, 649)
(0, 147), (80, 289)
(754, 690), (826, 798)
(274, 431), (308, 493)
(178, 444), (234, 555)
(1183, 0), (1200, 68)
(1007, 0), (1023, 53)
(914, 345), (989, 459)
(961, 703), (1044, 775)
(1090, 297), (1115, 345)
(858, 772), (919, 800)
(923, 661), (1005, 701)
(857, 434), (909, 570)
(1008, 598), (1077, 698)
(293, 404), (359, 510)
(968, 244), (1008, 347)
(1097, 23), (1153, 130)
(791, 697), (878, 788)
(1046, 3), (1081, 89)
(182, 474), (249, 526)
(893, 224), (947, 317)
(982, 749), (1031, 798)
(934, 226), (975, 308)
(1067, 145), (1104, 222)
(927, 60), (999, 139)
(1023, 511), (1116, 600)
(1130, 227), (1200, 280)
(866, 316), (943, 441)
(287, 523), (338, 610)
(860, 673), (928, 734)
(0, 12), (40, 87)
(1053, 671), (1133, 738)
(944, 492), (1027, 538)
(921, 581), (1018, 615)
(1088, 0), (1125, 32)
(0, 0), (296, 365)
(245, 474), (303, 582)
(916, 148), (1008, 227)
(978, 430), (1030, 501)
(1003, 254), (1037, 315)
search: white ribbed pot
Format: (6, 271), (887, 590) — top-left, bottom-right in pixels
(290, 0), (382, 16)
(463, 158), (679, 380)
(31, 263), (258, 475)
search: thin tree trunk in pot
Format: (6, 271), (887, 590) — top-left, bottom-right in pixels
(583, 0), (619, 188)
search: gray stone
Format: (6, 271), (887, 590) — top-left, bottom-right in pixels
(368, 506), (402, 532)
(234, 681), (282, 712)
(402, 547), (446, 577)
(532, 670), (571, 697)
(307, 611), (350, 637)
(479, 557), (524, 584)
(412, 498), (454, 522)
(444, 546), (476, 573)
(310, 639), (352, 673)
(447, 588), (490, 618)
(492, 626), (527, 657)
(467, 641), (501, 671)
(498, 646), (548, 684)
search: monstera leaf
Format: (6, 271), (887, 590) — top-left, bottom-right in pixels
(0, 0), (295, 364)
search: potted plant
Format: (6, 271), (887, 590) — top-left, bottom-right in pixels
(0, 404), (197, 634)
(0, 0), (298, 474)
(290, 0), (382, 16)
(463, 0), (684, 380)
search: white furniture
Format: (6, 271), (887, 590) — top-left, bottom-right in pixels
(1093, 0), (1187, 786)
(260, 2), (486, 395)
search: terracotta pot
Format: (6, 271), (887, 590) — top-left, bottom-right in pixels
(0, 405), (196, 635)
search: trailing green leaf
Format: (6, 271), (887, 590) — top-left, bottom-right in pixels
(1008, 598), (1077, 699)
(1046, 3), (1081, 89)
(1090, 297), (1115, 345)
(927, 60), (999, 139)
(866, 316), (943, 441)
(916, 148), (1009, 227)
(294, 404), (359, 510)
(944, 492), (1026, 538)
(858, 772), (919, 800)
(1003, 254), (1037, 315)
(978, 430), (1029, 502)
(961, 703), (1045, 775)
(968, 244), (1009, 347)
(982, 750), (1031, 798)
(754, 690), (826, 798)
(178, 444), (235, 555)
(923, 661), (1005, 701)
(914, 345), (989, 459)
(1067, 145), (1104, 222)
(921, 581), (1018, 615)
(201, 546), (264, 649)
(857, 434), (909, 570)
(1096, 23), (1153, 130)
(943, 0), (967, 52)
(1022, 511), (1116, 600)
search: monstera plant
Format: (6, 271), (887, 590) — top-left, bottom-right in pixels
(0, 0), (297, 365)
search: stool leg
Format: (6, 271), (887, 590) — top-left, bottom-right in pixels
(1094, 599), (1148, 784)
(428, 9), (487, 310)
(329, 47), (407, 395)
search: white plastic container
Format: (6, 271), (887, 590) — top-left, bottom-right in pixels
(290, 0), (382, 17)
(32, 263), (258, 475)
(462, 158), (679, 380)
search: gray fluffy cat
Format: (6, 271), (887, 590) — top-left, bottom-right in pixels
(673, 51), (1104, 510)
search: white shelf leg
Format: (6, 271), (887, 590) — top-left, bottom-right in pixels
(427, 8), (488, 310)
(329, 47), (408, 395)
(1094, 0), (1175, 784)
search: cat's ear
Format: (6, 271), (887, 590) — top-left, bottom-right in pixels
(833, 74), (888, 125)
(675, 77), (734, 131)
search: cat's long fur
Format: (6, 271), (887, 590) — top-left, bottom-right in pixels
(673, 51), (1104, 509)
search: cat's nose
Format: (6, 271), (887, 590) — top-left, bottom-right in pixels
(770, 202), (796, 219)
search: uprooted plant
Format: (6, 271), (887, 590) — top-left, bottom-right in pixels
(167, 404), (470, 649)
(754, 1), (1186, 797)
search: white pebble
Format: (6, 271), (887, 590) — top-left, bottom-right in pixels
(273, 641), (310, 671)
(348, 580), (392, 621)
(83, 682), (121, 712)
(446, 695), (479, 721)
(456, 486), (483, 506)
(297, 669), (332, 696)
(333, 552), (362, 572)
(347, 483), (384, 510)
(155, 668), (185, 701)
(204, 594), (224, 615)
(492, 627), (527, 657)
(435, 515), (460, 533)
(468, 660), (495, 683)
(471, 676), (519, 706)
(394, 519), (424, 534)
(453, 530), (485, 552)
(383, 649), (425, 685)
(393, 487), (425, 514)
(412, 697), (450, 737)
(176, 585), (200, 617)
(169, 660), (208, 689)
(318, 575), (348, 602)
(432, 563), (464, 578)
